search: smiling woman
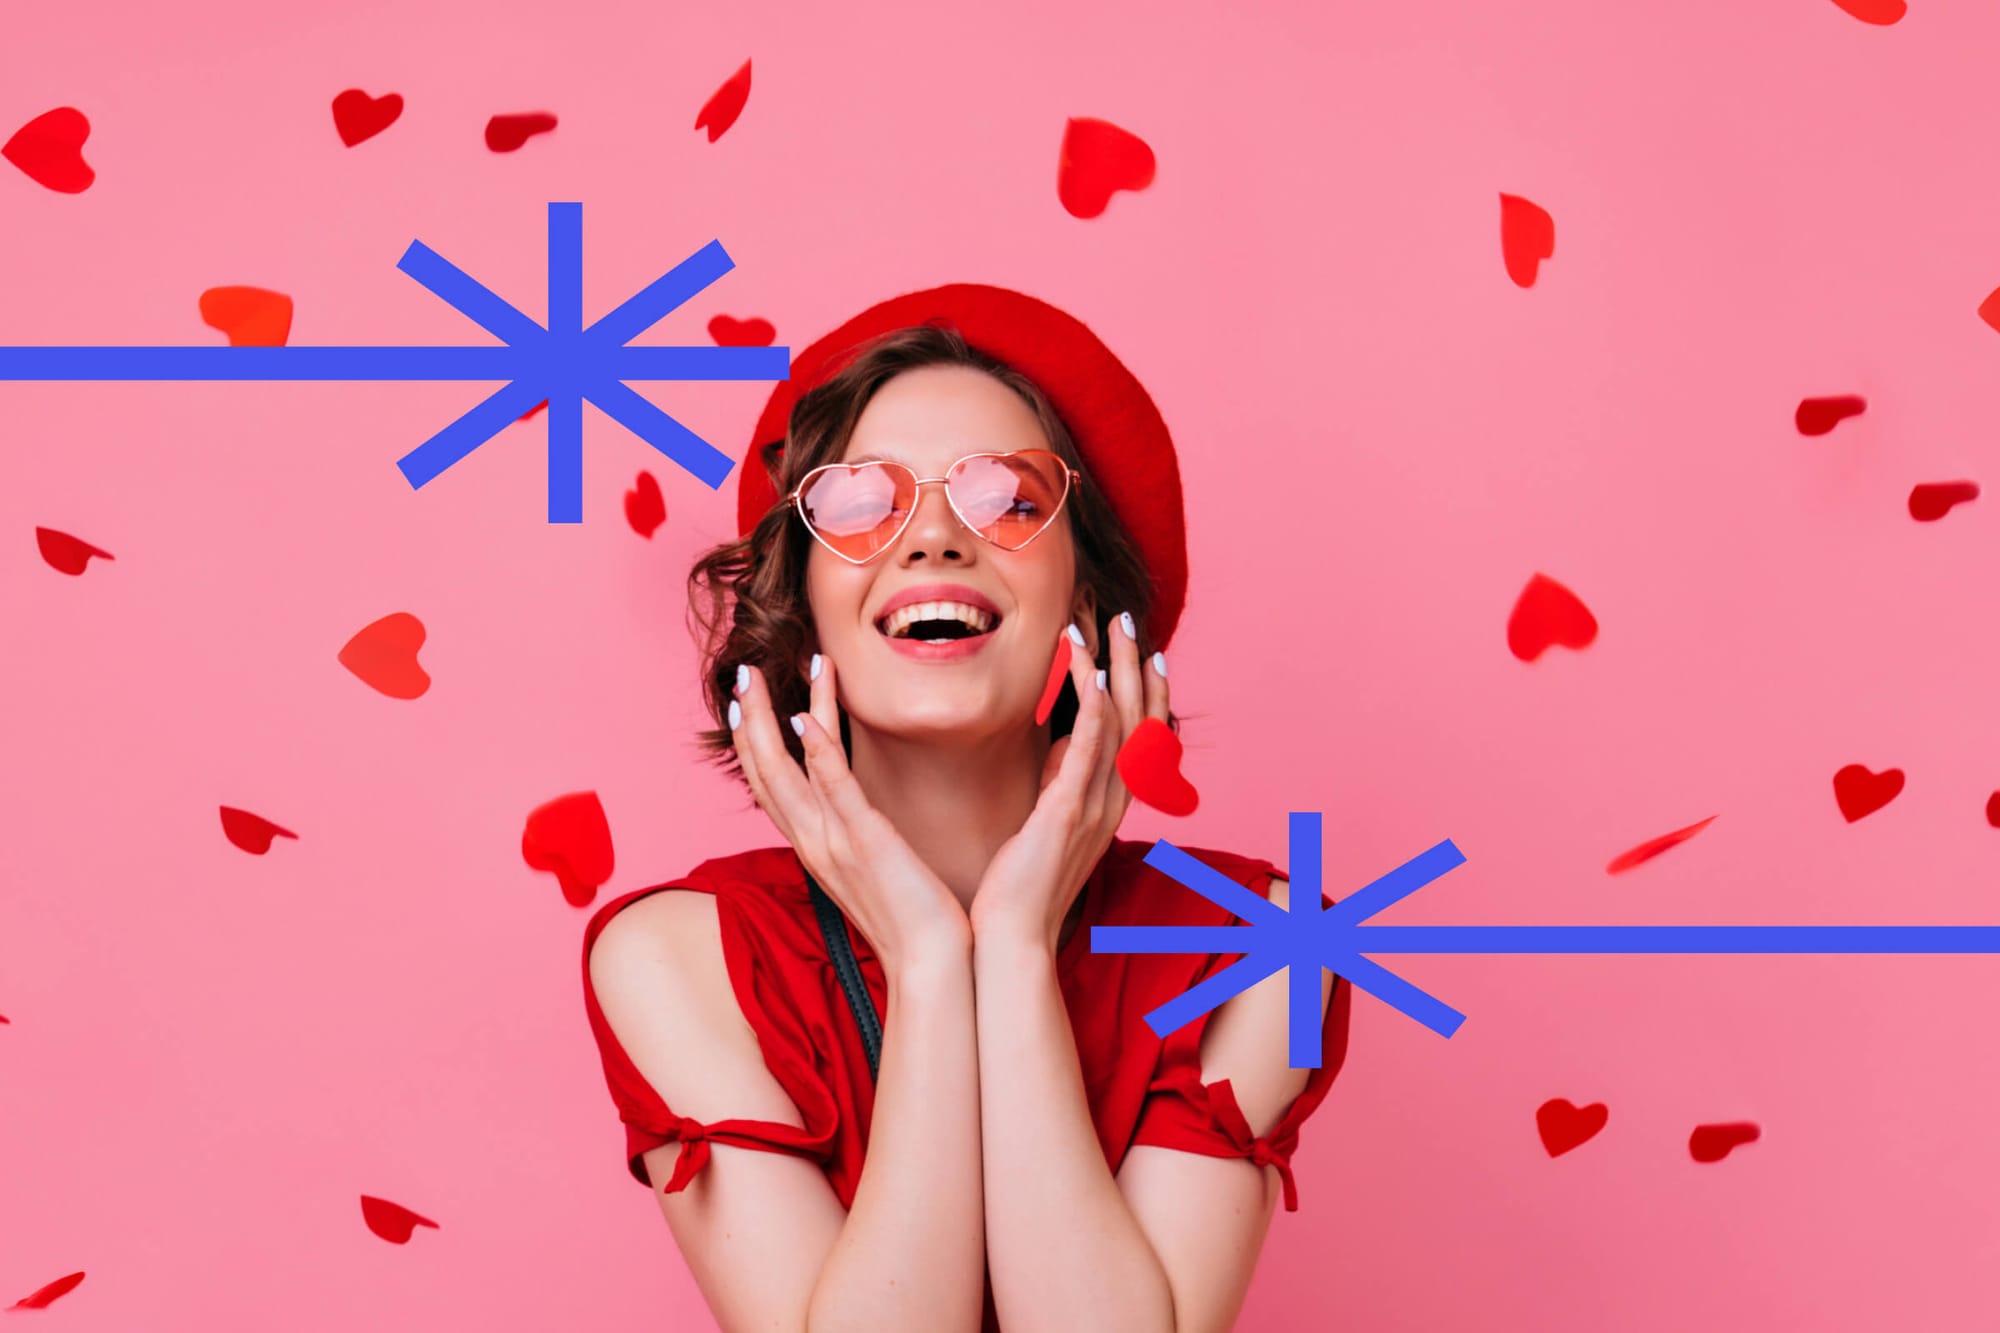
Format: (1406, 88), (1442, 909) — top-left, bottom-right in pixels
(581, 285), (1353, 1333)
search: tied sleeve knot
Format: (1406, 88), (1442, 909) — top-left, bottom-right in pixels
(658, 1114), (713, 1194)
(1209, 1079), (1301, 1213)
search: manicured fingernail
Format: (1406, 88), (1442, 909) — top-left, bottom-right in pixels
(734, 663), (749, 695)
(789, 714), (806, 737)
(727, 699), (742, 729)
(1151, 651), (1167, 678)
(809, 652), (823, 682)
(1065, 622), (1086, 647)
(1095, 668), (1107, 692)
(1119, 611), (1135, 640)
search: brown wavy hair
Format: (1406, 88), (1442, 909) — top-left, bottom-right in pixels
(686, 322), (1177, 794)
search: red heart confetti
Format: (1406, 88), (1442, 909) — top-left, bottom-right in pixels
(219, 806), (299, 855)
(1116, 717), (1200, 817)
(338, 613), (431, 699)
(1034, 631), (1073, 726)
(625, 470), (666, 538)
(1908, 480), (1979, 521)
(520, 399), (548, 421)
(9, 1272), (86, 1311)
(1688, 1121), (1761, 1162)
(1506, 572), (1598, 662)
(1536, 1098), (1608, 1157)
(1985, 792), (2000, 828)
(1794, 395), (1866, 435)
(1833, 763), (1903, 822)
(523, 791), (615, 907)
(1057, 117), (1156, 219)
(1605, 815), (1718, 874)
(1828, 0), (1906, 23)
(35, 526), (114, 575)
(1978, 286), (2000, 335)
(709, 314), (775, 346)
(1499, 193), (1555, 287)
(360, 1195), (439, 1244)
(486, 112), (557, 153)
(200, 286), (294, 347)
(3, 108), (94, 193)
(331, 89), (403, 147)
(695, 59), (752, 142)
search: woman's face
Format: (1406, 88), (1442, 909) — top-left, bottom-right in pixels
(803, 364), (1092, 744)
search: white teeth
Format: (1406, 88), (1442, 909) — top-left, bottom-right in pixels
(880, 601), (996, 639)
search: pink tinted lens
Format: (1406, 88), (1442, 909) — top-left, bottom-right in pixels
(799, 463), (914, 559)
(947, 453), (1067, 548)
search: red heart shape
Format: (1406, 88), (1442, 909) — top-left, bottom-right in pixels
(485, 112), (557, 153)
(1795, 395), (1867, 436)
(1507, 572), (1599, 662)
(520, 399), (548, 421)
(1828, 0), (1906, 23)
(709, 314), (775, 346)
(695, 59), (752, 142)
(360, 1195), (439, 1244)
(8, 1272), (86, 1311)
(200, 286), (293, 347)
(523, 791), (615, 907)
(331, 89), (403, 147)
(35, 526), (114, 575)
(219, 806), (299, 855)
(625, 470), (666, 538)
(1688, 1121), (1760, 1162)
(338, 613), (431, 699)
(1499, 193), (1555, 287)
(1605, 815), (1718, 874)
(1116, 717), (1200, 817)
(1535, 1098), (1608, 1157)
(1909, 480), (1979, 521)
(1035, 632), (1074, 727)
(1057, 117), (1156, 219)
(3, 107), (94, 193)
(1985, 791), (2000, 828)
(1833, 763), (1903, 822)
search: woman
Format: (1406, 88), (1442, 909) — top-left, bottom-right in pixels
(582, 284), (1353, 1332)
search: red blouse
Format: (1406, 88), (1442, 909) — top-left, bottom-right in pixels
(580, 835), (1354, 1325)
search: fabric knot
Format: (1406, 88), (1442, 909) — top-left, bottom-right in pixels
(661, 1115), (714, 1195)
(1248, 1138), (1277, 1168)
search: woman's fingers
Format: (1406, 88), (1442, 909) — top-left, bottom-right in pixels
(808, 650), (840, 745)
(1054, 622), (1108, 807)
(1143, 645), (1171, 724)
(1099, 610), (1146, 814)
(732, 664), (820, 842)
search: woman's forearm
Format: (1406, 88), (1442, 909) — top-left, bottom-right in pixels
(806, 938), (986, 1333)
(973, 930), (1176, 1333)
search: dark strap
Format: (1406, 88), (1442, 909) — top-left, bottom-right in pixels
(805, 870), (882, 1083)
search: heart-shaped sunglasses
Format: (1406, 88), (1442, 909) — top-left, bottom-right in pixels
(784, 449), (1082, 565)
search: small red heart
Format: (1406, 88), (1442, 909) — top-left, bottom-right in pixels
(1985, 791), (2000, 828)
(35, 526), (114, 575)
(1057, 117), (1156, 219)
(8, 1271), (86, 1311)
(1909, 480), (1979, 521)
(695, 59), (752, 142)
(360, 1195), (440, 1244)
(1536, 1098), (1608, 1157)
(338, 613), (431, 699)
(1499, 193), (1555, 287)
(625, 470), (666, 538)
(1507, 572), (1599, 662)
(519, 399), (548, 421)
(219, 806), (299, 855)
(1606, 815), (1718, 875)
(709, 314), (775, 346)
(1827, 0), (1906, 23)
(1116, 717), (1200, 817)
(485, 112), (557, 153)
(1979, 286), (2000, 336)
(523, 791), (615, 907)
(1833, 763), (1903, 822)
(331, 89), (403, 147)
(3, 107), (94, 193)
(1034, 632), (1073, 726)
(1795, 395), (1867, 436)
(200, 286), (293, 347)
(1688, 1121), (1760, 1162)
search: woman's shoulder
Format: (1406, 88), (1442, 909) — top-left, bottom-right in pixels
(582, 845), (810, 945)
(1097, 835), (1291, 922)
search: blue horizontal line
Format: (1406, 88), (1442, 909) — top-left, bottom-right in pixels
(1327, 925), (2000, 954)
(0, 345), (791, 382)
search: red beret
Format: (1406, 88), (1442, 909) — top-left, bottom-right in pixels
(734, 283), (1189, 650)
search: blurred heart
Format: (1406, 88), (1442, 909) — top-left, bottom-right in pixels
(35, 527), (114, 575)
(520, 400), (548, 421)
(523, 791), (616, 907)
(1605, 816), (1717, 874)
(1795, 395), (1867, 435)
(1688, 1121), (1760, 1162)
(1507, 572), (1598, 661)
(200, 286), (294, 347)
(8, 1272), (86, 1311)
(360, 1195), (439, 1244)
(3, 107), (94, 193)
(1828, 0), (1906, 23)
(695, 59), (752, 141)
(338, 613), (431, 699)
(1536, 1098), (1607, 1156)
(709, 314), (775, 346)
(486, 112), (557, 152)
(1116, 717), (1200, 817)
(1499, 193), (1555, 287)
(625, 470), (666, 538)
(331, 89), (403, 146)
(1908, 480), (1979, 521)
(1833, 763), (1903, 822)
(1034, 632), (1072, 727)
(1057, 116), (1156, 219)
(219, 806), (299, 855)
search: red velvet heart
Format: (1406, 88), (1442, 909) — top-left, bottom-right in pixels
(625, 470), (666, 538)
(34, 527), (113, 575)
(1688, 1121), (1761, 1162)
(219, 806), (299, 855)
(1833, 763), (1903, 822)
(709, 314), (776, 346)
(1535, 1098), (1608, 1157)
(1507, 572), (1598, 662)
(1908, 481), (1979, 521)
(1057, 117), (1156, 219)
(1116, 717), (1199, 817)
(485, 112), (557, 152)
(337, 613), (431, 699)
(331, 89), (403, 147)
(1795, 395), (1866, 436)
(3, 107), (94, 193)
(1499, 193), (1555, 287)
(695, 59), (752, 142)
(523, 791), (615, 907)
(360, 1195), (440, 1244)
(199, 286), (293, 347)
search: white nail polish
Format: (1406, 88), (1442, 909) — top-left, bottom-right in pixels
(727, 699), (742, 729)
(789, 714), (806, 737)
(734, 663), (749, 695)
(1119, 611), (1135, 640)
(1151, 651), (1167, 678)
(810, 653), (823, 682)
(1065, 622), (1086, 647)
(1096, 669), (1107, 692)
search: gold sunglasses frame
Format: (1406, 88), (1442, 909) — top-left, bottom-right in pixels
(783, 449), (1084, 566)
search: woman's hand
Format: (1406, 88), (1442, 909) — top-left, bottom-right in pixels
(730, 653), (972, 973)
(969, 611), (1170, 953)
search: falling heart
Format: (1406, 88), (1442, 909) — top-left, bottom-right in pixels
(1606, 816), (1718, 874)
(3, 107), (94, 193)
(1057, 117), (1156, 219)
(1908, 481), (1979, 521)
(1507, 572), (1598, 662)
(219, 806), (299, 855)
(1689, 1121), (1760, 1162)
(338, 613), (431, 699)
(1795, 395), (1866, 435)
(523, 791), (615, 907)
(709, 314), (775, 346)
(360, 1195), (439, 1244)
(1828, 0), (1906, 23)
(486, 112), (557, 152)
(1034, 632), (1074, 726)
(8, 1272), (86, 1311)
(200, 287), (293, 347)
(1536, 1098), (1608, 1156)
(35, 527), (114, 575)
(331, 89), (403, 146)
(1499, 193), (1555, 287)
(1116, 717), (1200, 817)
(520, 399), (548, 421)
(1833, 763), (1903, 822)
(625, 470), (666, 538)
(695, 59), (752, 141)
(1985, 792), (2000, 828)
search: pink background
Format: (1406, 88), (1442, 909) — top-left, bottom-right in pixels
(5, 0), (1998, 1328)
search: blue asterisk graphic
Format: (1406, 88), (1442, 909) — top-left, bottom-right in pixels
(0, 202), (790, 522)
(1096, 811), (2000, 1066)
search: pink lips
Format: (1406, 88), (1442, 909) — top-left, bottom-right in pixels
(874, 582), (1003, 662)
(883, 629), (995, 661)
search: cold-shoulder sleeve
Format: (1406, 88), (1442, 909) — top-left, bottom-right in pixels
(1126, 857), (1354, 1212)
(581, 878), (841, 1194)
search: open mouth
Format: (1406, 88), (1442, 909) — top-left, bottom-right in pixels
(876, 602), (1001, 643)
